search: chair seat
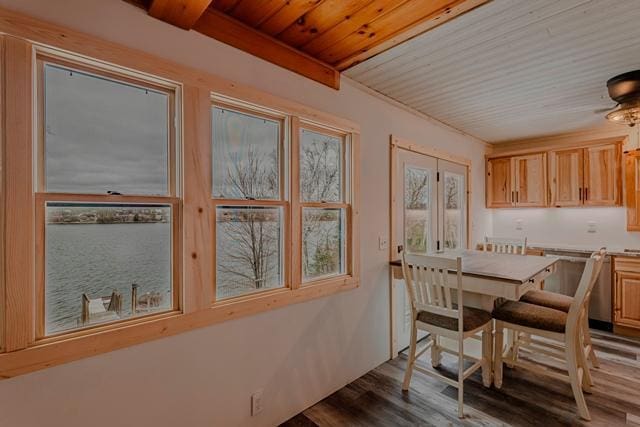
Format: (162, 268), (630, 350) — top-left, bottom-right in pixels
(417, 306), (492, 332)
(492, 300), (567, 333)
(520, 290), (573, 312)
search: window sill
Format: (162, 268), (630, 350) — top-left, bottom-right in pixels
(0, 276), (358, 379)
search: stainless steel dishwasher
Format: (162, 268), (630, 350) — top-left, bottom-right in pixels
(543, 249), (612, 327)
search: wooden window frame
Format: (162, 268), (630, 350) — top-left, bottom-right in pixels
(295, 121), (354, 286)
(0, 7), (360, 379)
(210, 99), (291, 303)
(33, 51), (182, 341)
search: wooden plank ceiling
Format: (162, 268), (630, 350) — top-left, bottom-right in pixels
(345, 0), (640, 142)
(129, 0), (490, 89)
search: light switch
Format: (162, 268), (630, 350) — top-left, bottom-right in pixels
(587, 221), (597, 233)
(379, 236), (389, 251)
(515, 219), (523, 231)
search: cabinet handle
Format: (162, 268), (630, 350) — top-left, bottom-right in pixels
(511, 191), (515, 204)
(516, 191), (519, 203)
(579, 187), (582, 201)
(585, 187), (589, 201)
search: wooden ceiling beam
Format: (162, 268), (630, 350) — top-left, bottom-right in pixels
(193, 9), (340, 89)
(149, 0), (213, 30)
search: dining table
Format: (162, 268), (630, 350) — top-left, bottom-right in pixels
(389, 249), (559, 385)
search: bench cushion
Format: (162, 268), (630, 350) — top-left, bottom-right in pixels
(492, 300), (567, 333)
(417, 306), (491, 332)
(520, 290), (573, 312)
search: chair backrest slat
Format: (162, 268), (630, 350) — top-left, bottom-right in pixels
(567, 248), (606, 331)
(483, 236), (527, 255)
(401, 253), (464, 334)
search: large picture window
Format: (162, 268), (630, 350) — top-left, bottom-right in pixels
(36, 55), (179, 337)
(212, 104), (287, 300)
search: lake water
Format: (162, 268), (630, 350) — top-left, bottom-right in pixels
(46, 223), (172, 334)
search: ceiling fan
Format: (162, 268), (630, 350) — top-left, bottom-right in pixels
(596, 70), (640, 127)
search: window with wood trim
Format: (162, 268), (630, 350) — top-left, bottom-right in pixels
(0, 11), (360, 378)
(212, 102), (288, 300)
(298, 125), (350, 283)
(35, 53), (180, 337)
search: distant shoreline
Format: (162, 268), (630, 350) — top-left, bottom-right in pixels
(47, 221), (169, 225)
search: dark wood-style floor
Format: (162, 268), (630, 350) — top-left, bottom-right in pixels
(282, 331), (640, 426)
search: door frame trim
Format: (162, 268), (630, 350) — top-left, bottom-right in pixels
(389, 135), (472, 358)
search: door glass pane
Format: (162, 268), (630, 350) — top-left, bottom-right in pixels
(404, 166), (431, 254)
(45, 202), (172, 335)
(216, 206), (283, 299)
(300, 128), (342, 203)
(44, 64), (169, 195)
(212, 107), (281, 200)
(444, 172), (464, 250)
(302, 208), (345, 281)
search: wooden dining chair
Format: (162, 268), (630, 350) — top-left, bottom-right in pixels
(483, 236), (527, 255)
(519, 248), (606, 369)
(401, 253), (493, 418)
(492, 251), (605, 421)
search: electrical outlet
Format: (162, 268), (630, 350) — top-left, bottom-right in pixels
(587, 221), (597, 234)
(251, 390), (263, 416)
(515, 219), (523, 231)
(378, 236), (389, 251)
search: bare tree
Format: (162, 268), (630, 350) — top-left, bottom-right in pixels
(217, 146), (280, 296)
(404, 168), (429, 210)
(300, 136), (341, 278)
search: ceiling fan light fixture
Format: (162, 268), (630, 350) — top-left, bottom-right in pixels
(606, 101), (640, 127)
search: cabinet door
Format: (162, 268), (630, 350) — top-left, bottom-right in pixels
(550, 148), (583, 207)
(615, 271), (640, 328)
(513, 153), (547, 207)
(626, 152), (640, 231)
(486, 157), (513, 208)
(584, 144), (621, 206)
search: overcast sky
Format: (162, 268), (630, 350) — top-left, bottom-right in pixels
(45, 64), (169, 195)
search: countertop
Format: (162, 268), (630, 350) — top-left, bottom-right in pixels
(526, 242), (640, 258)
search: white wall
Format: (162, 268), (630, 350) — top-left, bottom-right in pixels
(492, 207), (640, 250)
(0, 1), (489, 426)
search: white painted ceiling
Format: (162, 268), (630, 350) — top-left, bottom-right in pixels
(345, 0), (640, 143)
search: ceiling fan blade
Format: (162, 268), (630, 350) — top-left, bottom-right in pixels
(594, 104), (618, 114)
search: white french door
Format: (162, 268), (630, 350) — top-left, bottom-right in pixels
(391, 148), (469, 354)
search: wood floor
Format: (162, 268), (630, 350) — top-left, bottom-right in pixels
(281, 331), (640, 427)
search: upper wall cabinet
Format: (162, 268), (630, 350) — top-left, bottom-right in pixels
(549, 143), (621, 207)
(626, 151), (640, 231)
(486, 153), (546, 208)
(486, 157), (513, 208)
(583, 144), (621, 206)
(487, 140), (622, 209)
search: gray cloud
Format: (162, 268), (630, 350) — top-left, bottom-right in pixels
(44, 64), (169, 195)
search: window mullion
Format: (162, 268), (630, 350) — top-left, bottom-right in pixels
(290, 117), (302, 290)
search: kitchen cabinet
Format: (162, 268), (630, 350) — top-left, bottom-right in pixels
(613, 257), (640, 333)
(626, 150), (640, 231)
(549, 143), (621, 207)
(486, 157), (513, 208)
(583, 144), (621, 206)
(549, 148), (583, 207)
(486, 153), (546, 208)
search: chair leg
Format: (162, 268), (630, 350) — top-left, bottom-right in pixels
(458, 332), (465, 419)
(494, 321), (504, 389)
(583, 315), (600, 368)
(431, 334), (442, 368)
(505, 329), (517, 368)
(402, 323), (418, 391)
(481, 326), (493, 387)
(577, 326), (594, 392)
(566, 336), (591, 421)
